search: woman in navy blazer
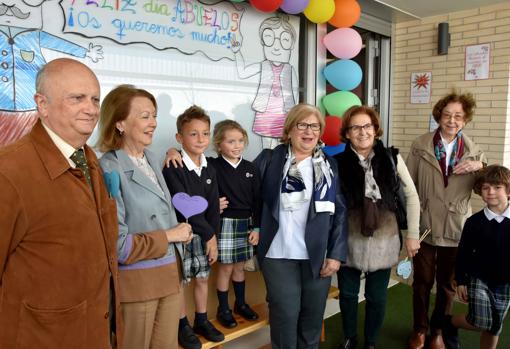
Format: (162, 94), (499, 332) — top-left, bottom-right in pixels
(253, 103), (348, 349)
(96, 85), (193, 349)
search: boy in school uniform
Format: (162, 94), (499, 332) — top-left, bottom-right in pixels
(162, 105), (223, 349)
(443, 165), (510, 349)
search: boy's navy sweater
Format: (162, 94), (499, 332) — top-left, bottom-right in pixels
(455, 209), (510, 285)
(162, 160), (220, 242)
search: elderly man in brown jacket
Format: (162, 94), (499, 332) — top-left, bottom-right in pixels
(0, 58), (122, 348)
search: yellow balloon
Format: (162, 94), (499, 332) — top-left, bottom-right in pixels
(304, 0), (335, 23)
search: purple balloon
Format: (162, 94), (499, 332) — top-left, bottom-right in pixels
(280, 0), (309, 14)
(172, 192), (208, 219)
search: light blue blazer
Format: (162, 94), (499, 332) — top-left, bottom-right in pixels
(100, 148), (184, 271)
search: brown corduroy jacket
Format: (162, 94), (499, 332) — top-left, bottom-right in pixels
(0, 120), (122, 349)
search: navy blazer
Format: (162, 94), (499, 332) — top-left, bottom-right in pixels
(254, 144), (348, 279)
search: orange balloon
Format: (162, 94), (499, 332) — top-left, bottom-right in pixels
(329, 0), (361, 28)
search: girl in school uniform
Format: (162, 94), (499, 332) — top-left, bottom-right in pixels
(210, 120), (261, 328)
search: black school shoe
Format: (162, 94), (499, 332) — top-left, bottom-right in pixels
(194, 319), (225, 342)
(234, 303), (259, 321)
(178, 323), (202, 349)
(216, 308), (238, 328)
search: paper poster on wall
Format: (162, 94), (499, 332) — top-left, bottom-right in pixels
(410, 72), (431, 104)
(0, 0), (301, 160)
(465, 43), (490, 81)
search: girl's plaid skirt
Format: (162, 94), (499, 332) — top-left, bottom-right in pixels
(182, 234), (210, 282)
(218, 217), (254, 264)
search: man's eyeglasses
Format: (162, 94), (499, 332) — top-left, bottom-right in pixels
(296, 122), (321, 131)
(348, 123), (374, 133)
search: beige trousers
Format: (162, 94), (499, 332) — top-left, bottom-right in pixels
(121, 290), (181, 349)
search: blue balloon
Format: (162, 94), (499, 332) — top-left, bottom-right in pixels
(323, 143), (346, 156)
(323, 59), (362, 91)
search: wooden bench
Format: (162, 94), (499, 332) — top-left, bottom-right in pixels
(180, 286), (339, 349)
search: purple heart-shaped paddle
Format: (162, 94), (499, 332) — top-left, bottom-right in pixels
(171, 192), (208, 219)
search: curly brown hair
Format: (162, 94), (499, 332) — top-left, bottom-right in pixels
(474, 165), (510, 196)
(432, 91), (476, 124)
(340, 105), (383, 143)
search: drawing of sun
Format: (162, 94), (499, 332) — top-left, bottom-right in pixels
(413, 73), (430, 89)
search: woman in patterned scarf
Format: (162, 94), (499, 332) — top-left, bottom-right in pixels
(334, 105), (421, 349)
(253, 103), (348, 349)
(406, 91), (486, 349)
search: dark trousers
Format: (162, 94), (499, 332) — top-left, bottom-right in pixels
(262, 258), (331, 349)
(412, 242), (458, 333)
(338, 266), (392, 345)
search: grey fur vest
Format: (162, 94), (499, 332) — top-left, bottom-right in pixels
(345, 208), (400, 272)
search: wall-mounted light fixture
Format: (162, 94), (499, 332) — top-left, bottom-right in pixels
(438, 22), (450, 55)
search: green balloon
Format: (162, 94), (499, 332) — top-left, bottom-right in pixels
(322, 91), (362, 117)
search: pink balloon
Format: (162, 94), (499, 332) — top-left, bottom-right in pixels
(323, 28), (362, 59)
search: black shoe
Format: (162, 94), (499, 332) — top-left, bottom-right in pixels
(339, 336), (358, 349)
(194, 320), (225, 342)
(178, 324), (202, 349)
(216, 308), (237, 328)
(234, 303), (259, 321)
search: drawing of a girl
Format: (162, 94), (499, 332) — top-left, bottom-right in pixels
(232, 14), (298, 149)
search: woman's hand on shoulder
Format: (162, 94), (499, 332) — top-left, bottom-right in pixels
(164, 148), (183, 168)
(453, 160), (483, 175)
(166, 223), (193, 243)
(405, 237), (420, 258)
(320, 258), (341, 278)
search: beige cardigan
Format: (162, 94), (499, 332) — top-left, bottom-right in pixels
(406, 131), (486, 247)
(397, 153), (421, 240)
